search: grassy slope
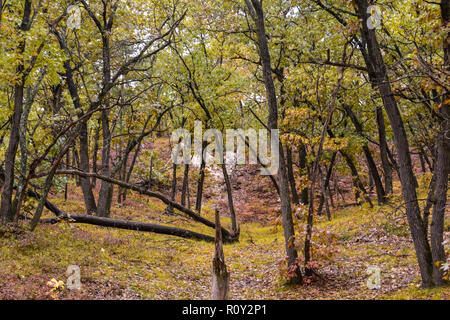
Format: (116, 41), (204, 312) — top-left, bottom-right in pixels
(0, 174), (448, 300)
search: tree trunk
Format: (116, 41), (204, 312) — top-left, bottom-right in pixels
(181, 164), (189, 207)
(418, 150), (427, 173)
(320, 173), (331, 221)
(48, 169), (237, 240)
(148, 155), (153, 190)
(97, 31), (114, 218)
(298, 144), (309, 204)
(430, 0), (450, 286)
(122, 141), (142, 202)
(355, 0), (433, 287)
(340, 150), (373, 207)
(286, 147), (300, 205)
(165, 162), (177, 214)
(343, 104), (386, 204)
(245, 135), (280, 194)
(30, 142), (72, 231)
(246, 0), (302, 284)
(376, 107), (393, 195)
(54, 29), (98, 215)
(79, 121), (98, 214)
(117, 108), (125, 204)
(12, 69), (47, 221)
(43, 213), (217, 243)
(64, 151), (69, 201)
(430, 113), (449, 285)
(195, 144), (206, 213)
(221, 162), (238, 235)
(318, 153), (336, 214)
(211, 210), (230, 299)
(96, 112), (114, 218)
(72, 148), (81, 186)
(0, 0), (32, 224)
(92, 120), (100, 188)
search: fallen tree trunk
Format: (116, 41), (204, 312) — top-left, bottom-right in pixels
(42, 214), (217, 243)
(33, 169), (237, 241)
(25, 188), (229, 243)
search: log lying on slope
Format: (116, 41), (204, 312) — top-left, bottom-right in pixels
(34, 169), (238, 242)
(26, 187), (235, 243)
(42, 214), (217, 243)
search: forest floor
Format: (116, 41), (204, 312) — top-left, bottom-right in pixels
(0, 143), (449, 299)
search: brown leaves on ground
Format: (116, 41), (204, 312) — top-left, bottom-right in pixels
(0, 162), (448, 300)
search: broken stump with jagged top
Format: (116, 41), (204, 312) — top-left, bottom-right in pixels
(211, 209), (230, 300)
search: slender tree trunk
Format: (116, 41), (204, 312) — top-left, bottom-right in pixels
(298, 144), (309, 204)
(97, 31), (114, 218)
(165, 162), (177, 214)
(148, 155), (153, 190)
(79, 121), (98, 214)
(286, 147), (300, 205)
(430, 115), (449, 285)
(0, 0), (3, 28)
(343, 104), (385, 203)
(376, 107), (393, 195)
(117, 109), (124, 204)
(423, 173), (437, 238)
(419, 150), (427, 173)
(430, 0), (450, 286)
(0, 0), (32, 224)
(0, 87), (24, 220)
(323, 124), (373, 206)
(246, 0), (302, 284)
(320, 173), (331, 221)
(245, 135), (280, 194)
(64, 151), (69, 201)
(92, 120), (100, 188)
(340, 150), (373, 207)
(318, 153), (336, 214)
(355, 0), (433, 287)
(29, 142), (72, 231)
(369, 166), (375, 194)
(166, 119), (186, 214)
(328, 179), (335, 208)
(421, 147), (433, 173)
(54, 30), (97, 214)
(122, 141), (142, 202)
(97, 112), (114, 217)
(195, 141), (207, 213)
(221, 162), (238, 235)
(304, 63), (344, 275)
(72, 148), (81, 186)
(181, 164), (189, 207)
(187, 176), (191, 209)
(12, 69), (47, 220)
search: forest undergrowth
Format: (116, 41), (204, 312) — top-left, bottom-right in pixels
(0, 165), (448, 300)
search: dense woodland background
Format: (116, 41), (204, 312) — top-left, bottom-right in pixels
(0, 0), (449, 299)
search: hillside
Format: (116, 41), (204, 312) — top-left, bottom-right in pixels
(0, 164), (448, 300)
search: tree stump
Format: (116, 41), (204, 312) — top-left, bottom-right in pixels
(211, 209), (230, 300)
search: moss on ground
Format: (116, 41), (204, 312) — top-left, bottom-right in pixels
(0, 180), (448, 300)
